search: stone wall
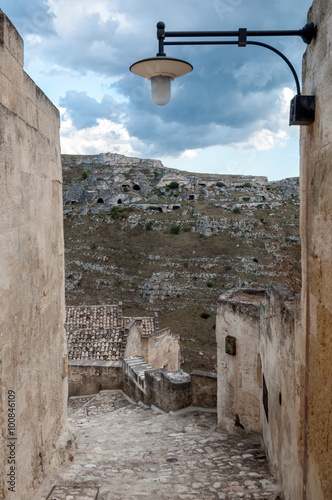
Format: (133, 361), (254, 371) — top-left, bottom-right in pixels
(145, 369), (192, 413)
(141, 328), (180, 371)
(68, 360), (123, 396)
(300, 1), (332, 497)
(216, 285), (303, 497)
(122, 357), (216, 412)
(259, 286), (303, 499)
(122, 357), (150, 404)
(216, 290), (265, 433)
(123, 320), (142, 358)
(0, 11), (70, 500)
(191, 371), (217, 409)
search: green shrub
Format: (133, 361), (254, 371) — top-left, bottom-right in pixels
(193, 276), (198, 281)
(243, 197), (250, 202)
(233, 207), (241, 214)
(244, 182), (252, 188)
(82, 170), (88, 180)
(91, 243), (97, 250)
(170, 225), (181, 235)
(167, 181), (179, 190)
(207, 281), (213, 288)
(216, 181), (225, 188)
(224, 265), (232, 271)
(200, 312), (210, 319)
(110, 206), (128, 220)
(145, 221), (153, 231)
(253, 257), (259, 263)
(183, 226), (192, 232)
(110, 206), (120, 219)
(123, 186), (129, 192)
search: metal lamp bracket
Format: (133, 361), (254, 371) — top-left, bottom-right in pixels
(153, 21), (317, 125)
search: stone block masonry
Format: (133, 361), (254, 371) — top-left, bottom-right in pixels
(68, 360), (123, 396)
(300, 0), (332, 497)
(0, 10), (71, 500)
(122, 356), (216, 413)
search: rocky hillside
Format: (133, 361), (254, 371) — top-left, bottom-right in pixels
(62, 152), (301, 372)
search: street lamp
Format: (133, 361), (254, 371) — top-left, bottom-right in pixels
(130, 21), (317, 125)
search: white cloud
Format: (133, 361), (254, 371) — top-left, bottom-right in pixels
(180, 149), (201, 159)
(59, 108), (142, 156)
(237, 128), (288, 151)
(232, 87), (296, 151)
(26, 34), (42, 44)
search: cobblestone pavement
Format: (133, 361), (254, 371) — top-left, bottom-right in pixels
(43, 391), (281, 500)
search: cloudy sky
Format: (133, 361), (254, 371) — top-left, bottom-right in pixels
(1, 0), (313, 180)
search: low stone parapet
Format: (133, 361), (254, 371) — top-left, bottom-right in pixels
(68, 360), (123, 396)
(122, 356), (153, 403)
(68, 357), (217, 412)
(145, 369), (192, 413)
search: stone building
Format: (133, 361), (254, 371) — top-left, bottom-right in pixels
(65, 304), (180, 370)
(65, 304), (217, 412)
(216, 1), (332, 498)
(216, 286), (302, 497)
(0, 11), (71, 500)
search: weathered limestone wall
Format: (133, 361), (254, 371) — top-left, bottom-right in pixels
(191, 371), (217, 408)
(68, 357), (217, 411)
(141, 328), (180, 371)
(259, 286), (303, 499)
(216, 290), (265, 433)
(145, 369), (192, 413)
(216, 286), (303, 498)
(124, 320), (142, 357)
(300, 1), (332, 497)
(122, 356), (150, 403)
(0, 12), (69, 499)
(68, 360), (123, 397)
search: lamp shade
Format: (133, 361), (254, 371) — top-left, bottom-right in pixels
(151, 76), (171, 105)
(130, 57), (193, 80)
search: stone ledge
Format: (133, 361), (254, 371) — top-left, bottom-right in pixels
(68, 359), (122, 368)
(191, 370), (217, 379)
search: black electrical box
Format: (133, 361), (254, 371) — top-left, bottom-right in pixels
(289, 95), (315, 126)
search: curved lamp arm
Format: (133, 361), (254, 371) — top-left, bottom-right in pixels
(130, 21), (317, 125)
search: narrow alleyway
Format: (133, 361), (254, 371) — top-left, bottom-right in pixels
(43, 391), (281, 500)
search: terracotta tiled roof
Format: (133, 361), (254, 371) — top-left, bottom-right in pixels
(123, 317), (156, 337)
(66, 305), (158, 361)
(66, 305), (119, 329)
(67, 326), (125, 361)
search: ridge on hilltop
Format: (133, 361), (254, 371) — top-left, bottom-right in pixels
(62, 152), (300, 372)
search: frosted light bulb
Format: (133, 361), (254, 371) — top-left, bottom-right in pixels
(151, 75), (171, 105)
